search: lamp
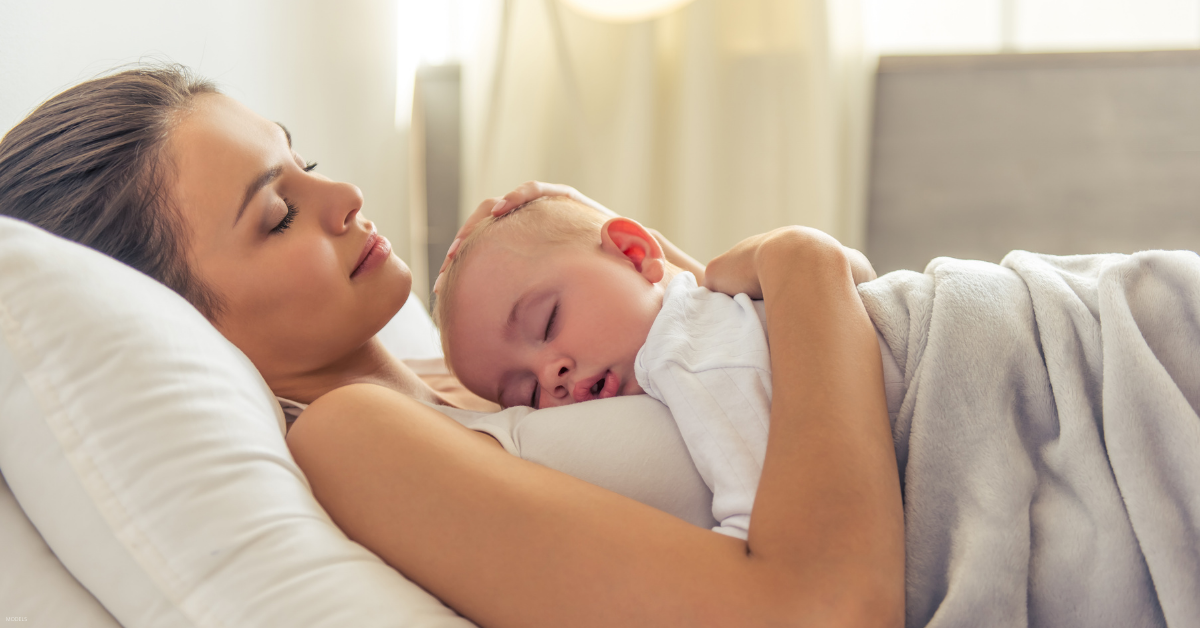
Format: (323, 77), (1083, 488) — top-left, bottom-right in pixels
(560, 0), (697, 23)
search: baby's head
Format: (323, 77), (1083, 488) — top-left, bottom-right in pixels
(434, 197), (674, 409)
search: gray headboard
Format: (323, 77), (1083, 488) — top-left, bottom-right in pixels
(866, 50), (1200, 274)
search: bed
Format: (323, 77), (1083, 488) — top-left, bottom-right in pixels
(6, 211), (1200, 626)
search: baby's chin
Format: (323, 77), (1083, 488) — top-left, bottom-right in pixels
(619, 376), (645, 397)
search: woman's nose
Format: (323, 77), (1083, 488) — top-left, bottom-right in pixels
(322, 181), (364, 233)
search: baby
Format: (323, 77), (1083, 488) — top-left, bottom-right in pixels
(434, 196), (886, 539)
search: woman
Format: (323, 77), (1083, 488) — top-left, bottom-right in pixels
(0, 65), (902, 627)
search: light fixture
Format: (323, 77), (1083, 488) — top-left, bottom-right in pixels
(560, 0), (696, 23)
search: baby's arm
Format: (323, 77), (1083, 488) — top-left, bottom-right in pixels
(635, 280), (771, 539)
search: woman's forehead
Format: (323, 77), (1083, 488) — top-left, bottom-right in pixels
(172, 94), (286, 167)
(168, 95), (290, 239)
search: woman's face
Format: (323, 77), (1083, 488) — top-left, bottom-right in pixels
(168, 93), (411, 385)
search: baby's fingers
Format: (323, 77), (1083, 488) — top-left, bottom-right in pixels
(704, 233), (770, 299)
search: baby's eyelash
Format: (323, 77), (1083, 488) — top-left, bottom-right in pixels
(544, 304), (558, 341)
(272, 200), (298, 233)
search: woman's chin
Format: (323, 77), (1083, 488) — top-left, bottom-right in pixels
(387, 252), (414, 297)
(371, 254), (414, 329)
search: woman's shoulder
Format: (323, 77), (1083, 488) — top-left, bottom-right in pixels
(285, 383), (503, 455)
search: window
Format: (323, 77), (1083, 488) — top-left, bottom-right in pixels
(864, 0), (1200, 54)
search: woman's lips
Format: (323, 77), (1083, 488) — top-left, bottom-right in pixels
(573, 370), (621, 403)
(351, 233), (391, 279)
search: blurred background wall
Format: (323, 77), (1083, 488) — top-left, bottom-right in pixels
(460, 0), (872, 270)
(0, 0), (409, 278)
(3, 0), (1199, 302)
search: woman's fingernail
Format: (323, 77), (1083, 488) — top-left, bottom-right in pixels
(491, 199), (507, 215)
(447, 238), (462, 257)
(433, 272), (445, 294)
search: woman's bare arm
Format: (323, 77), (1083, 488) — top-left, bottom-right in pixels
(716, 227), (903, 622)
(288, 227), (901, 628)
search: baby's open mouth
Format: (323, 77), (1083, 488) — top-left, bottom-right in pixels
(573, 370), (620, 403)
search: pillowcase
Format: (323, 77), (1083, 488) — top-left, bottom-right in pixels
(0, 216), (471, 627)
(0, 472), (121, 626)
(379, 292), (444, 361)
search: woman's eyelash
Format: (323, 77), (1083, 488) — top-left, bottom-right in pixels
(303, 161), (318, 172)
(544, 304), (558, 341)
(272, 200), (298, 233)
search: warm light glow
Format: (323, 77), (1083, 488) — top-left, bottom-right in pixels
(561, 0), (696, 23)
(396, 0), (481, 129)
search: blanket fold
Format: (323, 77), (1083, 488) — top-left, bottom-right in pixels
(859, 250), (1200, 628)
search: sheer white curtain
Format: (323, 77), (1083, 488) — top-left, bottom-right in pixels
(463, 0), (873, 262)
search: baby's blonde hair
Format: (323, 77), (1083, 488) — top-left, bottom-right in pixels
(432, 196), (610, 372)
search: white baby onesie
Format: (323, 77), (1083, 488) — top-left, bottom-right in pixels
(636, 272), (903, 540)
(634, 272), (773, 539)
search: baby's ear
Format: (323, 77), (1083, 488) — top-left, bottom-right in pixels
(600, 217), (666, 284)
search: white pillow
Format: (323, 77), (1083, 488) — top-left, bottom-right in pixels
(0, 216), (471, 627)
(380, 293), (444, 361)
(0, 472), (121, 626)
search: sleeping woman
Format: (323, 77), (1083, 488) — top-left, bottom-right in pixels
(0, 65), (903, 627)
(4, 64), (1198, 628)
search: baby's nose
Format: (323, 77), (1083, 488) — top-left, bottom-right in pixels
(537, 365), (571, 403)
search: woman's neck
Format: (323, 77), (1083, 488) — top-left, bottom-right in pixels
(268, 337), (440, 406)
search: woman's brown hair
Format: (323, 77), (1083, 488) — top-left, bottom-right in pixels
(0, 64), (223, 318)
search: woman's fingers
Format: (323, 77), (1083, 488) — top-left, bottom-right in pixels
(497, 181), (572, 215)
(438, 182), (617, 289)
(439, 196), (504, 276)
(495, 181), (619, 219)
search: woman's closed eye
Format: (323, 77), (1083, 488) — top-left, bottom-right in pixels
(271, 200), (298, 234)
(268, 163), (317, 234)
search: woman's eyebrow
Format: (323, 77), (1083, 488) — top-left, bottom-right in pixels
(232, 124), (293, 227)
(233, 165), (282, 226)
(276, 122), (293, 147)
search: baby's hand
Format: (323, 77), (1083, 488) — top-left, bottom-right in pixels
(705, 227), (875, 299)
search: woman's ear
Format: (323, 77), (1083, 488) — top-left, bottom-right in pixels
(600, 217), (666, 284)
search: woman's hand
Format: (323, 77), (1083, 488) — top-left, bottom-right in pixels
(705, 226), (876, 299)
(439, 182), (614, 276)
(441, 181), (706, 282)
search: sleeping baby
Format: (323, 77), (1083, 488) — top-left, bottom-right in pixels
(433, 196), (898, 539)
